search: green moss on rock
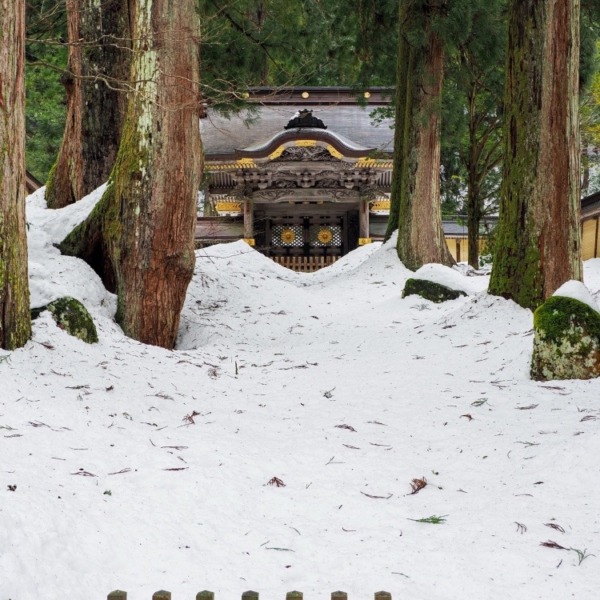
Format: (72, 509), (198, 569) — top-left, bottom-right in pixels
(402, 278), (467, 303)
(531, 296), (600, 381)
(32, 297), (98, 344)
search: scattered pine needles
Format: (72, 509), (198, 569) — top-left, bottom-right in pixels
(409, 515), (447, 524)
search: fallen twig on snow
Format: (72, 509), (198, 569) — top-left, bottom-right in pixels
(267, 477), (286, 487)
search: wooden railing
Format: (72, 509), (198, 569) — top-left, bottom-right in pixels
(271, 255), (339, 272)
(108, 591), (392, 600)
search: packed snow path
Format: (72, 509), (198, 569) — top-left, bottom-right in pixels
(1, 189), (599, 599)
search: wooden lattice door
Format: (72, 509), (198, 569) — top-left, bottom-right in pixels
(269, 216), (343, 255)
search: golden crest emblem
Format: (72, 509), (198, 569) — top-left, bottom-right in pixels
(317, 227), (333, 245)
(281, 228), (296, 244)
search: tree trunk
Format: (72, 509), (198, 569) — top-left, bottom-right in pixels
(466, 101), (483, 269)
(489, 0), (582, 310)
(383, 1), (409, 242)
(0, 0), (31, 349)
(45, 0), (131, 208)
(466, 178), (481, 269)
(395, 1), (454, 270)
(62, 0), (202, 349)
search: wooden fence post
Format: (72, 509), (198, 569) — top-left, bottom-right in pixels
(242, 591), (259, 600)
(197, 591), (215, 600)
(375, 592), (392, 600)
(153, 591), (171, 600)
(286, 592), (303, 600)
(331, 592), (347, 600)
(107, 592), (127, 600)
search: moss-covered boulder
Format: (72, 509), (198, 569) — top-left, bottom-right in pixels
(31, 297), (98, 344)
(402, 278), (467, 303)
(531, 296), (600, 381)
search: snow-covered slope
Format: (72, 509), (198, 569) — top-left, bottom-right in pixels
(1, 190), (600, 600)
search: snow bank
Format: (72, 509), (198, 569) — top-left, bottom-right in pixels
(412, 263), (483, 294)
(1, 188), (600, 600)
(553, 280), (600, 313)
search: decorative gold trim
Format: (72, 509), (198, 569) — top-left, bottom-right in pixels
(243, 238), (256, 246)
(215, 201), (243, 214)
(358, 237), (373, 246)
(326, 144), (344, 159)
(207, 158), (257, 171)
(369, 199), (390, 214)
(268, 139), (320, 160)
(355, 158), (394, 169)
(268, 146), (286, 160)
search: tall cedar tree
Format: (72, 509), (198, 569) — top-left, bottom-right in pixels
(489, 0), (582, 309)
(0, 0), (31, 349)
(388, 0), (454, 269)
(45, 0), (131, 208)
(59, 0), (202, 348)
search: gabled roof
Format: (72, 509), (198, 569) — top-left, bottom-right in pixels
(202, 87), (394, 161)
(236, 127), (374, 161)
(582, 190), (600, 220)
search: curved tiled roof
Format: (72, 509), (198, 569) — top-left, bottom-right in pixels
(202, 104), (394, 160)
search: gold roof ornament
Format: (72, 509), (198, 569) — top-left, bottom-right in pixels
(209, 158), (257, 171)
(369, 198), (391, 215)
(215, 200), (243, 215)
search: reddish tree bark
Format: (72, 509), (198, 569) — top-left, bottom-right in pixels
(394, 0), (454, 269)
(0, 0), (31, 349)
(45, 0), (131, 208)
(59, 0), (203, 349)
(489, 0), (582, 309)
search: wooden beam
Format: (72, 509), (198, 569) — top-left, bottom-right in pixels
(359, 198), (371, 244)
(243, 199), (254, 242)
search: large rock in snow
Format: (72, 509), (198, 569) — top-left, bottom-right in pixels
(402, 278), (466, 303)
(402, 264), (472, 303)
(32, 297), (98, 344)
(531, 282), (600, 381)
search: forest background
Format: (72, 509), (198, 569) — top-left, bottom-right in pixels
(24, 0), (600, 217)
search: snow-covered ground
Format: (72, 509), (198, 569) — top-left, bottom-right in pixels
(2, 188), (600, 600)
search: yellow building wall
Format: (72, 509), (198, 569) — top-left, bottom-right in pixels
(581, 218), (599, 260)
(445, 220), (600, 264)
(445, 237), (487, 263)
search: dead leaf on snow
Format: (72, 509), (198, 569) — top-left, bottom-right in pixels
(409, 477), (427, 495)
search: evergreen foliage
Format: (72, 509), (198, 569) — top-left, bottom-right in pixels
(25, 1), (68, 181)
(22, 0), (600, 210)
(200, 0), (363, 110)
